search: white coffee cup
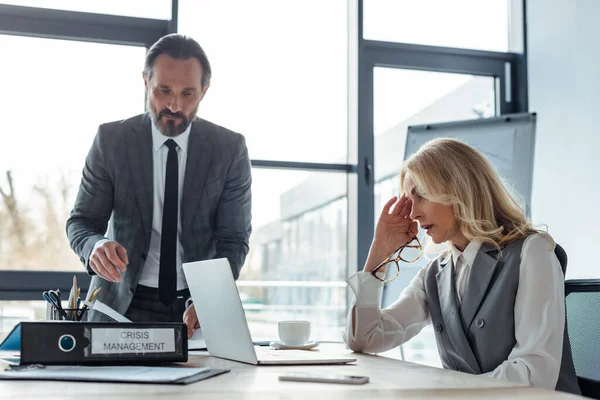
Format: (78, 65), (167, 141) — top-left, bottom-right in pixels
(278, 320), (311, 346)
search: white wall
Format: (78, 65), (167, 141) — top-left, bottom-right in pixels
(528, 0), (600, 278)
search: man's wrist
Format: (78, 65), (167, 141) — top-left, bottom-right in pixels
(92, 238), (111, 254)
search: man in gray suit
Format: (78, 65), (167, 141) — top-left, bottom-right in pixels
(66, 34), (252, 335)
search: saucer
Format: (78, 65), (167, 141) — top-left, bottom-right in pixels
(269, 340), (319, 350)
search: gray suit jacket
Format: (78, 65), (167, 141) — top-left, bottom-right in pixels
(424, 239), (580, 395)
(66, 113), (252, 320)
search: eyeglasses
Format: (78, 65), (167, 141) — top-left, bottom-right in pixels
(371, 236), (423, 283)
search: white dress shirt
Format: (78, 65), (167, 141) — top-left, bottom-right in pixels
(452, 240), (481, 304)
(94, 122), (191, 290)
(344, 233), (565, 390)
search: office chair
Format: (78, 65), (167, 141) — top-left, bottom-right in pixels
(565, 279), (600, 399)
(554, 243), (568, 275)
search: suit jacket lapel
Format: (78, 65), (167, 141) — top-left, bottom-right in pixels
(127, 113), (154, 243)
(181, 119), (215, 236)
(437, 256), (482, 374)
(459, 243), (503, 331)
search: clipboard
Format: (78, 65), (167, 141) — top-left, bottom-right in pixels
(0, 365), (229, 385)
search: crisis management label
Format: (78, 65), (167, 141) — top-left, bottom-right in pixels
(91, 328), (176, 354)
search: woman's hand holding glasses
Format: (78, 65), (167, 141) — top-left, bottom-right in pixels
(364, 195), (421, 282)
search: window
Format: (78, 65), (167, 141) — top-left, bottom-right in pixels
(241, 169), (348, 340)
(373, 68), (496, 366)
(179, 0), (350, 341)
(178, 0), (349, 163)
(374, 67), (496, 184)
(364, 0), (510, 52)
(0, 34), (145, 271)
(0, 301), (45, 340)
(0, 0), (171, 19)
(0, 1), (526, 369)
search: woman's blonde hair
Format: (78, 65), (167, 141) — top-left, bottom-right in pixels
(400, 138), (540, 249)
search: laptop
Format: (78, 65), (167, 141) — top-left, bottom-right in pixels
(182, 258), (356, 365)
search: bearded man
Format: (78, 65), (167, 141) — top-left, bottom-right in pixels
(67, 34), (252, 336)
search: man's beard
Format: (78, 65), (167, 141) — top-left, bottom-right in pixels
(148, 101), (198, 137)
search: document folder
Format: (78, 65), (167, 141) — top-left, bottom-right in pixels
(0, 365), (229, 385)
(20, 321), (187, 365)
(0, 323), (20, 351)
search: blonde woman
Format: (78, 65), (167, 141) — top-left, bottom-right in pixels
(345, 138), (580, 394)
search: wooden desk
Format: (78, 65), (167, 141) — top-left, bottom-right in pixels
(0, 344), (584, 399)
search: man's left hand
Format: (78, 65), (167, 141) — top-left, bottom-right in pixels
(183, 303), (200, 338)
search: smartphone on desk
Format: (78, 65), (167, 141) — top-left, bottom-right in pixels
(279, 372), (369, 385)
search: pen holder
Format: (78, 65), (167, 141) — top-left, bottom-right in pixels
(46, 303), (88, 322)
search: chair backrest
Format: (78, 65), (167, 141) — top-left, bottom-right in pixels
(565, 279), (600, 399)
(554, 243), (568, 276)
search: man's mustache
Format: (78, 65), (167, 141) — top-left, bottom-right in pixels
(158, 109), (186, 120)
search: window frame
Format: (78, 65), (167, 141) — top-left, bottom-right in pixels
(0, 0), (528, 315)
(0, 1), (173, 296)
(351, 0), (528, 277)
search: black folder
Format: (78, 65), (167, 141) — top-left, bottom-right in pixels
(20, 321), (187, 365)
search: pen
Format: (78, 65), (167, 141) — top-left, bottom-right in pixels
(88, 287), (102, 303)
(85, 286), (97, 302)
(68, 275), (79, 320)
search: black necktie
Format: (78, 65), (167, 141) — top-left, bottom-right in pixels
(159, 139), (178, 307)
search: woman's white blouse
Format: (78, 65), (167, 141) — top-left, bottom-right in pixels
(344, 233), (566, 390)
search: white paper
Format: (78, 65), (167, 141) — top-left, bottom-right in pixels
(93, 300), (132, 322)
(188, 329), (206, 350)
(188, 350), (209, 355)
(0, 365), (209, 383)
(91, 328), (176, 354)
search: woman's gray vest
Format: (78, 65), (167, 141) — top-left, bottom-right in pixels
(423, 238), (580, 394)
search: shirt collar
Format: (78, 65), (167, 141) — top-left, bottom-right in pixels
(151, 120), (192, 153)
(450, 240), (482, 267)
